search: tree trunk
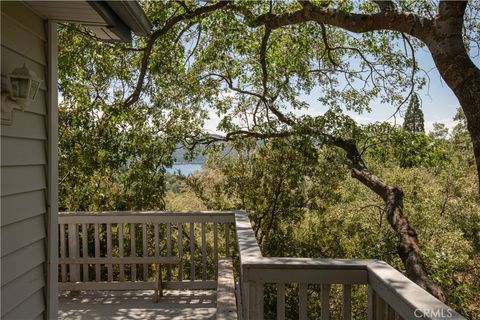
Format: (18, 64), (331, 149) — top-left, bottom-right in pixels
(332, 138), (447, 302)
(427, 0), (480, 192)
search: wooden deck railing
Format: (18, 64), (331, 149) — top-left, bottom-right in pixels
(58, 210), (466, 320)
(58, 211), (234, 291)
(234, 210), (466, 320)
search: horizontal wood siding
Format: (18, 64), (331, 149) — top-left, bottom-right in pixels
(1, 190), (46, 227)
(2, 288), (45, 320)
(1, 240), (46, 286)
(1, 137), (47, 166)
(1, 166), (47, 196)
(1, 264), (45, 316)
(1, 2), (48, 320)
(1, 215), (46, 257)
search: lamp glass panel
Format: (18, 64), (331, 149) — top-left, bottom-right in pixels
(29, 80), (40, 100)
(10, 77), (29, 99)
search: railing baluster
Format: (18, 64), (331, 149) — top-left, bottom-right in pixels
(299, 283), (308, 320)
(130, 223), (136, 281)
(154, 223), (159, 257)
(386, 305), (395, 320)
(248, 282), (264, 320)
(225, 222), (230, 257)
(201, 222), (206, 280)
(68, 223), (79, 282)
(376, 294), (386, 320)
(81, 224), (88, 281)
(119, 224), (124, 281)
(214, 222), (218, 278)
(321, 284), (330, 320)
(94, 223), (100, 281)
(142, 223), (148, 281)
(178, 223), (183, 281)
(276, 283), (285, 320)
(343, 284), (352, 320)
(60, 224), (66, 282)
(167, 223), (172, 280)
(190, 222), (195, 281)
(107, 223), (112, 282)
(368, 287), (375, 320)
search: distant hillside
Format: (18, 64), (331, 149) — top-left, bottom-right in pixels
(173, 135), (238, 164)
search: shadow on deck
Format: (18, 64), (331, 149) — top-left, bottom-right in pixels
(58, 290), (217, 320)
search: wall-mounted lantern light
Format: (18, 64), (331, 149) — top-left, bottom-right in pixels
(1, 63), (42, 125)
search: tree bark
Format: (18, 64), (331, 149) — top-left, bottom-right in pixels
(331, 137), (447, 302)
(427, 1), (480, 192)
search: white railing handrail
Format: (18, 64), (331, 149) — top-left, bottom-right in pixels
(59, 210), (236, 224)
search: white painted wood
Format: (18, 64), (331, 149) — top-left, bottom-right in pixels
(214, 222), (218, 278)
(245, 267), (367, 284)
(368, 286), (375, 320)
(82, 223), (88, 281)
(94, 224), (100, 281)
(107, 223), (113, 281)
(1, 240), (45, 285)
(298, 283), (308, 320)
(225, 222), (230, 257)
(167, 223), (172, 280)
(130, 223), (137, 281)
(1, 214), (45, 257)
(343, 284), (352, 320)
(59, 280), (217, 291)
(178, 223), (183, 281)
(190, 222), (195, 281)
(276, 283), (285, 320)
(60, 224), (66, 282)
(59, 290), (217, 320)
(58, 211), (235, 224)
(321, 284), (330, 320)
(0, 13), (47, 65)
(202, 222), (206, 280)
(68, 223), (79, 282)
(154, 223), (159, 257)
(0, 112), (47, 141)
(59, 257), (181, 265)
(234, 211), (262, 260)
(1, 264), (45, 316)
(0, 190), (45, 227)
(0, 1), (46, 40)
(376, 294), (386, 320)
(216, 258), (237, 320)
(368, 261), (466, 320)
(1, 166), (46, 196)
(118, 224), (125, 281)
(248, 282), (264, 320)
(142, 223), (147, 281)
(2, 288), (45, 320)
(1, 137), (46, 166)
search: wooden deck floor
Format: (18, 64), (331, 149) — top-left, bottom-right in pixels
(58, 290), (217, 320)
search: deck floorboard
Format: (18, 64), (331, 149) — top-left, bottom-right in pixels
(58, 290), (217, 320)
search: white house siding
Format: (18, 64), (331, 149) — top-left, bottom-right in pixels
(1, 2), (49, 319)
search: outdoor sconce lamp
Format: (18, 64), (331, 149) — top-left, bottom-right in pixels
(2, 63), (42, 125)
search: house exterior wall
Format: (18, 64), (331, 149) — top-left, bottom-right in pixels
(1, 2), (50, 319)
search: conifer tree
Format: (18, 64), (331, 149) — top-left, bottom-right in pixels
(403, 93), (425, 134)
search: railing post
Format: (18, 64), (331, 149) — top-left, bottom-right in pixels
(68, 223), (80, 282)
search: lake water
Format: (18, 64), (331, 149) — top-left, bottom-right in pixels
(166, 163), (203, 176)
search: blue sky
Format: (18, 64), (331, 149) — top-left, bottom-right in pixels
(304, 47), (480, 132)
(205, 47), (479, 134)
